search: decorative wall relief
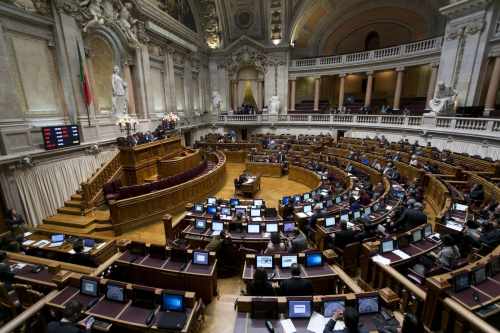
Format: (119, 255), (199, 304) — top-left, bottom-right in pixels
(159, 0), (196, 32)
(6, 0), (51, 16)
(199, 0), (221, 49)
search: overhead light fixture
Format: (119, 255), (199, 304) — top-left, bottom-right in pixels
(272, 38), (281, 45)
(271, 26), (281, 46)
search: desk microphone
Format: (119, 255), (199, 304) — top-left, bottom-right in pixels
(145, 311), (155, 326)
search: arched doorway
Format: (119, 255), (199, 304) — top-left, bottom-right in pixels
(236, 66), (264, 110)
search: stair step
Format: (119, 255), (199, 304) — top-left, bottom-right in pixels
(43, 214), (95, 227)
(38, 221), (114, 235)
(57, 206), (86, 216)
(71, 194), (82, 200)
(65, 200), (83, 208)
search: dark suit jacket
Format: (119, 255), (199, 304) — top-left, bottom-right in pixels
(247, 281), (275, 296)
(47, 321), (84, 333)
(395, 209), (427, 231)
(279, 277), (313, 296)
(334, 230), (358, 249)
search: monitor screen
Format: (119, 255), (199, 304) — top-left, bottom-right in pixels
(454, 203), (468, 212)
(288, 300), (312, 319)
(305, 252), (323, 267)
(195, 219), (207, 230)
(235, 208), (246, 215)
(424, 224), (432, 238)
(364, 207), (371, 215)
(381, 240), (394, 253)
(454, 272), (470, 292)
(303, 193), (310, 200)
(212, 221), (223, 231)
(256, 255), (273, 269)
(251, 209), (261, 217)
(254, 200), (263, 207)
(340, 214), (349, 222)
(294, 196), (301, 203)
(316, 202), (324, 210)
(106, 284), (125, 302)
(281, 255), (298, 268)
(325, 217), (335, 227)
(323, 300), (346, 318)
(192, 251), (209, 265)
(230, 198), (240, 206)
(326, 199), (333, 208)
(303, 205), (312, 214)
(248, 224), (260, 234)
(335, 196), (342, 204)
(283, 222), (295, 233)
(80, 278), (98, 297)
(491, 257), (500, 274)
(282, 197), (290, 205)
(353, 211), (361, 219)
(207, 197), (217, 205)
(358, 296), (379, 315)
(266, 223), (278, 233)
(194, 204), (204, 213)
(412, 230), (423, 243)
(42, 125), (80, 150)
(207, 206), (217, 215)
(221, 207), (231, 216)
(132, 287), (156, 309)
(398, 236), (410, 249)
(51, 234), (64, 243)
(83, 239), (95, 247)
(162, 293), (184, 312)
(472, 267), (487, 285)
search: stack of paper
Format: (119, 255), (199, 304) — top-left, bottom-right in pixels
(22, 240), (35, 246)
(307, 312), (330, 333)
(392, 249), (411, 260)
(280, 319), (296, 333)
(23, 232), (33, 237)
(372, 255), (391, 265)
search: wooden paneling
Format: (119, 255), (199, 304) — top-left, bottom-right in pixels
(158, 149), (202, 178)
(245, 162), (282, 177)
(288, 165), (322, 189)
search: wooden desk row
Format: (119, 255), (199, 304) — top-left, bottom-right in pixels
(158, 148), (202, 178)
(245, 162), (283, 178)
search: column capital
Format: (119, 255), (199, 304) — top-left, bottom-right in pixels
(289, 77), (297, 81)
(313, 76), (321, 80)
(338, 73), (347, 78)
(395, 67), (405, 72)
(430, 62), (440, 68)
(366, 71), (374, 76)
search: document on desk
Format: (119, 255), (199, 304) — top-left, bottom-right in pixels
(95, 242), (106, 250)
(33, 240), (50, 248)
(296, 212), (307, 219)
(307, 312), (330, 333)
(22, 240), (35, 246)
(372, 255), (391, 265)
(280, 319), (296, 333)
(23, 232), (33, 237)
(392, 250), (411, 260)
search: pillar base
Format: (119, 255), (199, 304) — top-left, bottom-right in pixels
(484, 107), (494, 117)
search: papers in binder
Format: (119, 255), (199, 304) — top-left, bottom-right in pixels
(392, 250), (411, 260)
(372, 255), (391, 265)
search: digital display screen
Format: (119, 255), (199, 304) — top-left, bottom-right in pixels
(283, 222), (295, 232)
(248, 224), (260, 234)
(473, 267), (487, 285)
(80, 278), (98, 297)
(381, 240), (394, 253)
(412, 230), (423, 243)
(162, 293), (184, 312)
(256, 255), (273, 269)
(194, 204), (204, 213)
(340, 214), (349, 222)
(358, 296), (379, 314)
(235, 208), (246, 215)
(230, 198), (240, 206)
(303, 205), (312, 213)
(325, 217), (335, 227)
(303, 193), (310, 200)
(294, 196), (301, 203)
(288, 300), (312, 318)
(305, 252), (322, 267)
(254, 200), (263, 207)
(266, 223), (278, 233)
(282, 197), (290, 205)
(83, 239), (95, 247)
(221, 207), (231, 216)
(353, 211), (361, 219)
(195, 219), (207, 230)
(424, 225), (432, 237)
(212, 222), (223, 231)
(454, 203), (468, 212)
(106, 284), (125, 302)
(51, 234), (64, 243)
(207, 197), (216, 205)
(192, 251), (209, 265)
(336, 197), (342, 204)
(207, 206), (217, 215)
(364, 207), (371, 215)
(251, 209), (261, 217)
(42, 125), (80, 150)
(323, 300), (345, 318)
(326, 200), (333, 207)
(454, 273), (470, 292)
(281, 255), (298, 268)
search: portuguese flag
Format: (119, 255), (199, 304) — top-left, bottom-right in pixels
(77, 43), (92, 107)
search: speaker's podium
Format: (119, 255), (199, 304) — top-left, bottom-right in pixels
(235, 173), (261, 197)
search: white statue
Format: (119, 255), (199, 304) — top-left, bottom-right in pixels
(428, 81), (457, 116)
(212, 91), (222, 113)
(80, 0), (104, 32)
(269, 96), (280, 114)
(118, 2), (139, 45)
(112, 66), (128, 117)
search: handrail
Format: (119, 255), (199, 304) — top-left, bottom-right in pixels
(379, 263), (427, 300)
(442, 297), (499, 333)
(0, 290), (59, 333)
(331, 265), (364, 293)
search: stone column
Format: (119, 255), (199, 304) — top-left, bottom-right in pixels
(484, 56), (500, 116)
(123, 63), (136, 116)
(425, 63), (439, 110)
(163, 47), (177, 114)
(364, 71), (374, 107)
(393, 67), (405, 111)
(338, 74), (346, 109)
(313, 77), (321, 111)
(290, 79), (296, 111)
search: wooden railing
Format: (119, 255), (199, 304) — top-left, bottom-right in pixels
(81, 151), (121, 209)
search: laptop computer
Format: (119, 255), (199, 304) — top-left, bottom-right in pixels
(157, 292), (187, 330)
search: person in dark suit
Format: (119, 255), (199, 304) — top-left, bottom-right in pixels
(282, 202), (295, 219)
(246, 269), (275, 296)
(392, 204), (427, 232)
(334, 221), (359, 249)
(323, 307), (368, 333)
(48, 300), (93, 333)
(279, 264), (313, 296)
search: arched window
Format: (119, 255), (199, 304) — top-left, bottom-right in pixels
(365, 31), (380, 51)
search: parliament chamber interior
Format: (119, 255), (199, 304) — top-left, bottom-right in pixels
(1, 0), (500, 333)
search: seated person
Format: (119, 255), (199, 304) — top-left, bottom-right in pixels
(323, 307), (368, 333)
(334, 221), (360, 249)
(288, 230), (308, 253)
(246, 269), (275, 296)
(264, 232), (286, 255)
(468, 184), (485, 203)
(279, 264), (313, 296)
(479, 222), (500, 248)
(48, 299), (93, 333)
(205, 230), (226, 252)
(282, 202), (295, 219)
(432, 235), (460, 269)
(391, 204), (427, 232)
(5, 209), (26, 235)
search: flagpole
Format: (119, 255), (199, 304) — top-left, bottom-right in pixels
(77, 41), (92, 127)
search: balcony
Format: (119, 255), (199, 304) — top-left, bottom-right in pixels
(289, 37), (443, 74)
(214, 114), (500, 140)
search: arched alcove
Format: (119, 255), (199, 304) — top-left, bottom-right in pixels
(87, 35), (115, 113)
(236, 66), (263, 109)
(365, 31), (381, 50)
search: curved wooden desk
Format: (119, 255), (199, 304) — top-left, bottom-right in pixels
(288, 165), (322, 189)
(245, 162), (282, 177)
(158, 149), (202, 178)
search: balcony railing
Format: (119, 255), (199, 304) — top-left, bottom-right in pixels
(214, 114), (500, 138)
(290, 37), (443, 71)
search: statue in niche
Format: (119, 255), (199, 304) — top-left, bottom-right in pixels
(80, 0), (105, 32)
(428, 81), (457, 116)
(212, 91), (223, 113)
(269, 96), (280, 114)
(117, 2), (139, 45)
(102, 0), (116, 20)
(112, 66), (128, 118)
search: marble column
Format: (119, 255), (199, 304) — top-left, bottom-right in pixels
(393, 67), (405, 111)
(338, 74), (346, 109)
(123, 63), (136, 115)
(290, 79), (296, 111)
(484, 56), (500, 116)
(364, 71), (374, 108)
(313, 77), (321, 111)
(163, 48), (177, 114)
(425, 63), (439, 110)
